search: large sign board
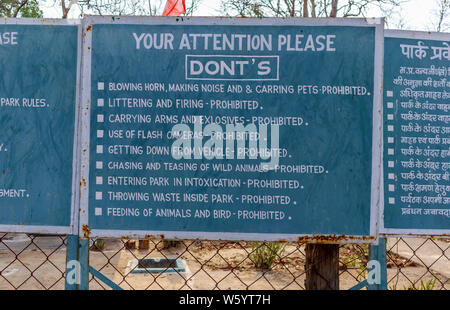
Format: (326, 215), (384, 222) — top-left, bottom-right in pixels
(79, 17), (383, 242)
(381, 30), (450, 236)
(0, 20), (81, 234)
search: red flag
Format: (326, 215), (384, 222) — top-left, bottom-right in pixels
(162, 0), (186, 16)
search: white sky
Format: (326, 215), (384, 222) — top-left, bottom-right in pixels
(40, 0), (449, 32)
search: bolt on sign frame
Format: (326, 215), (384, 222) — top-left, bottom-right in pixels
(79, 16), (384, 243)
(0, 19), (82, 235)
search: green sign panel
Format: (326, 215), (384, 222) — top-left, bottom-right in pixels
(382, 30), (450, 236)
(0, 20), (80, 234)
(79, 17), (383, 241)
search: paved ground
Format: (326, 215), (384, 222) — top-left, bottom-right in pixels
(387, 237), (450, 279)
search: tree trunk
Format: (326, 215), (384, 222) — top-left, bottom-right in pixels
(61, 0), (72, 19)
(310, 0), (316, 17)
(330, 0), (338, 17)
(305, 244), (339, 290)
(303, 0), (309, 17)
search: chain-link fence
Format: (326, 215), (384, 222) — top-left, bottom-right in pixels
(0, 232), (448, 290)
(386, 237), (450, 290)
(0, 233), (67, 289)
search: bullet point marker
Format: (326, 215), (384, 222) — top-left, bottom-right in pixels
(96, 161), (103, 169)
(97, 130), (104, 138)
(95, 192), (102, 200)
(98, 82), (104, 90)
(97, 98), (104, 107)
(96, 176), (103, 185)
(96, 145), (103, 154)
(97, 114), (104, 123)
(95, 208), (102, 216)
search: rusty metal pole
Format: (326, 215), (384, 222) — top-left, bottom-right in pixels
(305, 244), (339, 290)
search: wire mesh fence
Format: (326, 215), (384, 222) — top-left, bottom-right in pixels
(0, 233), (67, 290)
(0, 232), (448, 290)
(386, 237), (450, 290)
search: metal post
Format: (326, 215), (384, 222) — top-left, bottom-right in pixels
(368, 237), (388, 290)
(78, 238), (90, 290)
(65, 235), (79, 290)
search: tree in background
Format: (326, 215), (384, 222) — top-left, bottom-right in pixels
(0, 0), (43, 17)
(72, 0), (201, 17)
(43, 0), (200, 19)
(60, 0), (77, 18)
(3, 0), (450, 33)
(430, 0), (449, 32)
(220, 0), (405, 18)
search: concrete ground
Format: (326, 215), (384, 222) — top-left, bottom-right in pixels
(386, 237), (450, 289)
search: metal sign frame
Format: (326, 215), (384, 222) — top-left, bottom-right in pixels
(79, 16), (384, 243)
(380, 30), (450, 238)
(0, 18), (82, 235)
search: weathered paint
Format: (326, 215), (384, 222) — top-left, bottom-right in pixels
(0, 18), (82, 235)
(78, 16), (383, 243)
(381, 30), (450, 237)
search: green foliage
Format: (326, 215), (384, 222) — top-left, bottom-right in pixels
(413, 278), (437, 290)
(399, 278), (437, 290)
(18, 0), (43, 18)
(419, 278), (437, 290)
(90, 239), (105, 251)
(341, 254), (367, 281)
(250, 242), (285, 270)
(0, 0), (43, 18)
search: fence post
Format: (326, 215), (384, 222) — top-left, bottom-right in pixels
(305, 244), (339, 290)
(65, 235), (79, 290)
(78, 238), (90, 290)
(368, 237), (388, 290)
